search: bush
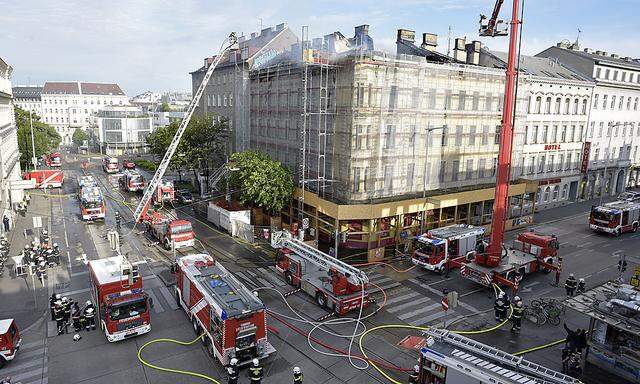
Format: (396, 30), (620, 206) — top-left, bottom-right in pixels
(136, 159), (158, 172)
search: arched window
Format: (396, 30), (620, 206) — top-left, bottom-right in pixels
(562, 184), (568, 199)
(535, 96), (542, 114)
(564, 98), (571, 114)
(552, 185), (559, 200)
(581, 99), (588, 114)
(544, 186), (551, 202)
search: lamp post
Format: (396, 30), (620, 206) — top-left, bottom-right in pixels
(421, 125), (447, 234)
(29, 110), (37, 170)
(599, 122), (620, 205)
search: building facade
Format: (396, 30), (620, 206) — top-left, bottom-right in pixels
(536, 43), (640, 199)
(0, 57), (24, 224)
(41, 82), (128, 145)
(95, 106), (153, 156)
(12, 86), (42, 116)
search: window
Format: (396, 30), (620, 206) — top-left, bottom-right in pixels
(223, 95), (227, 106)
(635, 98), (639, 111)
(538, 155), (545, 173)
(627, 97), (632, 110)
(560, 125), (567, 142)
(619, 96), (624, 110)
(594, 148), (599, 161)
(230, 94), (233, 106)
(613, 70), (618, 81)
(544, 97), (551, 114)
(582, 99), (588, 114)
(389, 86), (398, 110)
(406, 164), (415, 190)
(623, 123), (627, 137)
(605, 69), (610, 79)
(469, 126), (476, 145)
(572, 99), (579, 115)
(491, 158), (497, 177)
(438, 161), (446, 182)
(622, 72), (627, 82)
(454, 126), (463, 146)
(558, 154), (564, 171)
(595, 68), (601, 78)
(444, 90), (452, 110)
(494, 125), (501, 144)
(441, 125), (448, 146)
(548, 155), (554, 172)
(481, 126), (489, 145)
(552, 125), (558, 142)
(631, 73), (636, 83)
(565, 153), (572, 170)
(479, 158), (486, 178)
(524, 126), (529, 144)
(458, 91), (466, 110)
(408, 125), (417, 149)
(466, 159), (474, 180)
(593, 94), (598, 109)
(352, 168), (362, 192)
(472, 92), (480, 110)
(411, 88), (421, 109)
(554, 97), (561, 114)
(598, 122), (604, 137)
(578, 125), (584, 141)
(534, 96), (542, 114)
(553, 185), (559, 201)
(542, 125), (549, 143)
(611, 95), (616, 109)
(602, 94), (608, 109)
(428, 89), (436, 109)
(452, 160), (460, 181)
(614, 124), (619, 137)
(354, 125), (364, 149)
(533, 125), (539, 144)
(528, 156), (535, 174)
(384, 165), (394, 191)
(384, 125), (395, 149)
(564, 98), (570, 114)
(570, 125), (576, 142)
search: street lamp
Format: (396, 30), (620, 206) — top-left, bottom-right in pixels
(421, 125), (447, 234)
(29, 110), (37, 170)
(599, 122), (621, 205)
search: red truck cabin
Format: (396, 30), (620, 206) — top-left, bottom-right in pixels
(88, 257), (151, 342)
(103, 157), (119, 173)
(411, 225), (485, 273)
(23, 170), (64, 188)
(0, 319), (21, 367)
(590, 201), (640, 236)
(175, 254), (274, 366)
(46, 153), (62, 167)
(516, 231), (559, 258)
(166, 220), (195, 249)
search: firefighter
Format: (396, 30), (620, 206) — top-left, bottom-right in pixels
(83, 300), (96, 331)
(511, 301), (524, 333)
(248, 358), (263, 384)
(36, 260), (47, 285)
(71, 302), (82, 332)
(293, 366), (303, 383)
(408, 365), (419, 384)
(577, 278), (586, 294)
(565, 273), (578, 297)
(49, 293), (60, 321)
(62, 297), (71, 333)
(54, 300), (65, 335)
(494, 292), (509, 322)
(226, 358), (239, 384)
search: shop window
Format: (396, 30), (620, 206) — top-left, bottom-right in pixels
(482, 201), (493, 225)
(552, 185), (559, 200)
(562, 184), (568, 199)
(544, 187), (551, 202)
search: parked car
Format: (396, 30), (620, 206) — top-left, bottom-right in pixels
(122, 159), (136, 170)
(617, 191), (640, 202)
(176, 189), (193, 204)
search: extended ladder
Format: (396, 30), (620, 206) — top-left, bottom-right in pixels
(425, 329), (582, 384)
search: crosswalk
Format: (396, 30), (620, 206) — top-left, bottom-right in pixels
(2, 339), (48, 384)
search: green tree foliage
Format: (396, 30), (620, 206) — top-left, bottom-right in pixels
(71, 128), (88, 147)
(230, 150), (294, 214)
(160, 102), (171, 112)
(14, 107), (61, 168)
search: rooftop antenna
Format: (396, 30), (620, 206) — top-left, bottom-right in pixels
(447, 26), (452, 56)
(572, 28), (581, 50)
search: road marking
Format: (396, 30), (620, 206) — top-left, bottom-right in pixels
(408, 277), (451, 287)
(577, 241), (593, 248)
(398, 303), (442, 320)
(383, 291), (421, 305)
(409, 310), (447, 326)
(146, 289), (164, 313)
(13, 365), (47, 383)
(18, 346), (47, 360)
(522, 281), (540, 289)
(19, 340), (45, 350)
(386, 297), (432, 313)
(58, 287), (91, 296)
(0, 358), (44, 375)
(376, 282), (402, 291)
(158, 285), (179, 310)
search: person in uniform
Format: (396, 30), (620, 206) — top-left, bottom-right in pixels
(71, 302), (82, 332)
(83, 300), (96, 331)
(248, 358), (263, 384)
(576, 278), (586, 294)
(54, 300), (65, 335)
(62, 297), (71, 334)
(226, 358), (239, 384)
(293, 366), (303, 383)
(494, 292), (509, 321)
(565, 273), (578, 297)
(511, 301), (524, 333)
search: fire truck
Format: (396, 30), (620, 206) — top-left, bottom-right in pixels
(44, 152), (62, 167)
(412, 225), (485, 273)
(88, 256), (151, 342)
(0, 319), (21, 368)
(272, 231), (370, 315)
(589, 200), (640, 236)
(145, 212), (195, 250)
(120, 170), (145, 192)
(80, 186), (106, 221)
(103, 156), (119, 173)
(174, 253), (275, 365)
(152, 180), (175, 206)
(22, 169), (64, 188)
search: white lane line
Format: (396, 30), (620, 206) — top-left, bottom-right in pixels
(386, 297), (432, 313)
(158, 285), (178, 310)
(13, 365), (47, 383)
(383, 291), (421, 306)
(16, 346), (46, 360)
(376, 282), (402, 291)
(146, 289), (164, 313)
(409, 310), (447, 326)
(58, 287), (91, 296)
(398, 303), (442, 320)
(0, 359), (44, 375)
(19, 340), (45, 350)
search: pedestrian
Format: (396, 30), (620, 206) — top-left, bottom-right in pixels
(54, 300), (65, 335)
(511, 301), (524, 333)
(577, 278), (586, 294)
(408, 365), (419, 384)
(2, 215), (9, 233)
(567, 351), (583, 379)
(563, 323), (579, 349)
(71, 302), (82, 332)
(561, 346), (572, 374)
(25, 193), (31, 205)
(248, 358), (263, 384)
(293, 366), (303, 383)
(554, 268), (561, 287)
(494, 292), (509, 322)
(62, 297), (71, 334)
(575, 329), (587, 354)
(83, 300), (96, 331)
(226, 358), (239, 384)
(565, 273), (577, 297)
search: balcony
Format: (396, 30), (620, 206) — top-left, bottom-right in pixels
(589, 158), (631, 170)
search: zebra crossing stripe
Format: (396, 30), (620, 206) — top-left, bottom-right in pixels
(387, 297), (432, 313)
(383, 291), (420, 305)
(0, 358), (43, 375)
(398, 303), (442, 320)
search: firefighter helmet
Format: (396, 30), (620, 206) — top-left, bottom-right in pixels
(55, 294), (61, 300)
(513, 295), (521, 302)
(252, 358), (259, 367)
(86, 300), (92, 306)
(230, 358), (238, 366)
(569, 273), (574, 277)
(293, 367), (301, 374)
(414, 365), (420, 373)
(579, 278), (585, 282)
(498, 292), (505, 298)
(517, 301), (523, 307)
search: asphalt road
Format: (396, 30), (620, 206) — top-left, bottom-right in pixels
(2, 153), (637, 384)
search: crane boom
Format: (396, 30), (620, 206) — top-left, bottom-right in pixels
(133, 33), (239, 223)
(479, 0), (507, 37)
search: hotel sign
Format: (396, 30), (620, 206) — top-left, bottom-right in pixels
(581, 142), (591, 174)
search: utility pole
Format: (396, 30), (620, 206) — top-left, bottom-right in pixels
(29, 110), (37, 170)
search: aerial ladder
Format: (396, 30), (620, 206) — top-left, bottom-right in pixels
(271, 230), (370, 314)
(132, 33), (239, 224)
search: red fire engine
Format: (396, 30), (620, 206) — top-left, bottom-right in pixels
(0, 319), (21, 368)
(272, 231), (370, 315)
(412, 225), (485, 273)
(145, 212), (195, 250)
(152, 180), (175, 206)
(590, 200), (640, 236)
(88, 256), (151, 342)
(22, 170), (64, 188)
(80, 186), (106, 221)
(120, 170), (145, 192)
(44, 152), (62, 167)
(174, 253), (275, 365)
(102, 156), (119, 173)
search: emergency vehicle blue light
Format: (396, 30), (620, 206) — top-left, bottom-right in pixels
(209, 279), (227, 288)
(221, 310), (228, 321)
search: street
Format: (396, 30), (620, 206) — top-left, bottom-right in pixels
(1, 154), (635, 384)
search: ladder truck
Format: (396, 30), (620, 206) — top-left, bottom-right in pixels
(131, 33), (239, 235)
(151, 180), (175, 206)
(449, 0), (562, 293)
(271, 231), (371, 315)
(145, 212), (195, 250)
(80, 186), (106, 221)
(175, 253), (275, 365)
(415, 328), (582, 384)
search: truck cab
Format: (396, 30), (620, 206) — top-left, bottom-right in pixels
(412, 225), (485, 273)
(103, 157), (119, 173)
(0, 319), (21, 368)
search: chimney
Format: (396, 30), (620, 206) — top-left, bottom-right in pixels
(583, 48), (593, 54)
(261, 27), (273, 36)
(396, 29), (416, 44)
(557, 41), (571, 49)
(595, 50), (603, 56)
(275, 23), (286, 31)
(623, 56), (632, 62)
(355, 24), (369, 38)
(453, 37), (467, 62)
(602, 51), (608, 56)
(611, 53), (620, 59)
(251, 32), (257, 39)
(421, 33), (438, 51)
(465, 41), (481, 65)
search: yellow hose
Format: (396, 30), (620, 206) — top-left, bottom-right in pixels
(137, 333), (222, 384)
(513, 338), (565, 356)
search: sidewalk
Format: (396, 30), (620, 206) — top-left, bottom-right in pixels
(531, 195), (618, 224)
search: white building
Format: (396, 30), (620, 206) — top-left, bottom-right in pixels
(537, 43), (640, 199)
(12, 86), (42, 116)
(0, 57), (24, 224)
(95, 105), (153, 156)
(41, 82), (129, 145)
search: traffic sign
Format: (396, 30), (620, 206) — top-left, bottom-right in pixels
(441, 297), (449, 312)
(302, 217), (309, 229)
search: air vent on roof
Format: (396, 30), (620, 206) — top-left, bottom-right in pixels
(602, 51), (608, 56)
(623, 57), (632, 62)
(584, 48), (593, 54)
(611, 53), (620, 59)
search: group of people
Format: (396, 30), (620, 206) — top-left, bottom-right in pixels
(562, 323), (588, 378)
(564, 273), (586, 297)
(226, 358), (303, 383)
(21, 230), (60, 284)
(493, 292), (525, 333)
(49, 294), (96, 335)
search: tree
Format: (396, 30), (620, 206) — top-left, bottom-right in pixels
(14, 107), (61, 168)
(230, 150), (294, 214)
(160, 102), (171, 112)
(72, 128), (88, 147)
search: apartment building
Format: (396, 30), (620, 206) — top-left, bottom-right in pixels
(12, 85), (42, 116)
(190, 23), (298, 152)
(0, 57), (23, 224)
(537, 43), (640, 198)
(94, 105), (153, 156)
(41, 82), (129, 145)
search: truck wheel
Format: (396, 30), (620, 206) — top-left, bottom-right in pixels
(316, 293), (328, 308)
(164, 240), (171, 250)
(285, 272), (293, 286)
(633, 223), (638, 233)
(204, 337), (215, 357)
(615, 229), (622, 237)
(192, 317), (200, 334)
